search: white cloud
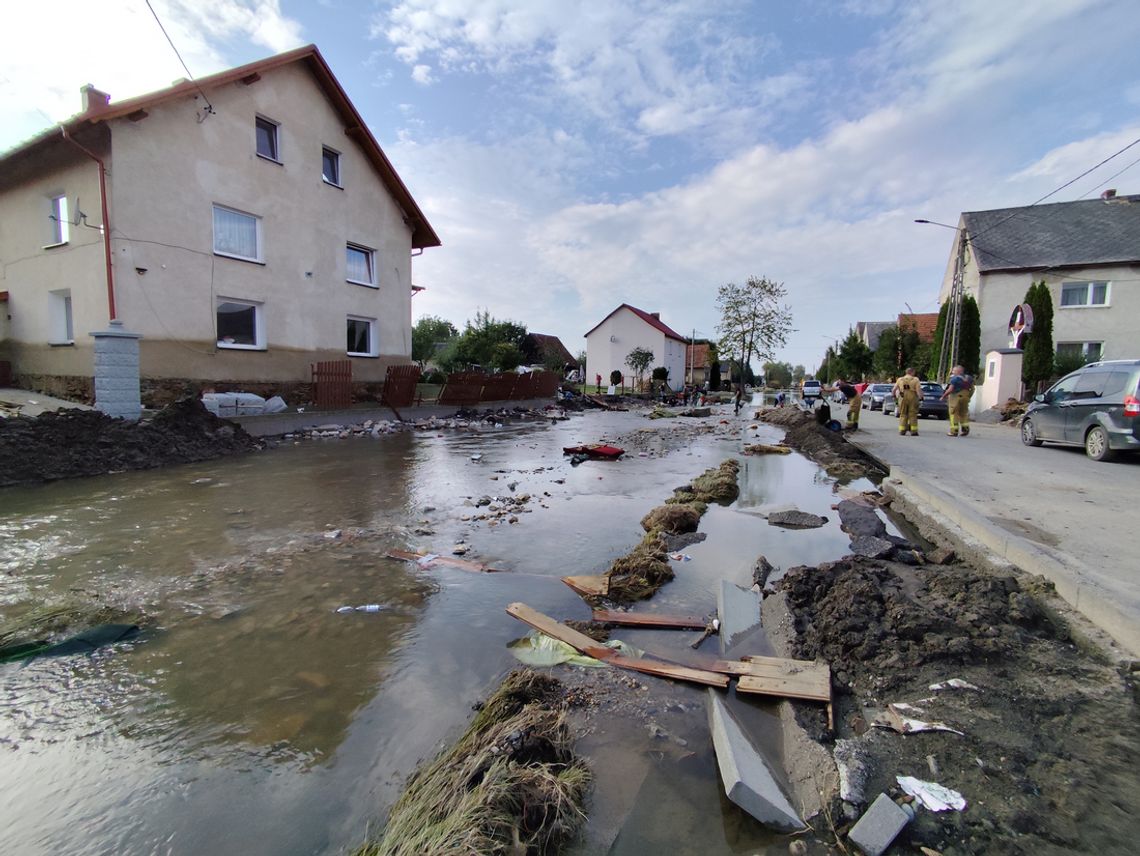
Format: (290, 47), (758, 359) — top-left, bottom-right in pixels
(410, 64), (435, 84)
(0, 0), (304, 150)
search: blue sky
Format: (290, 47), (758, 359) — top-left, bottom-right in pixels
(4, 0), (1139, 373)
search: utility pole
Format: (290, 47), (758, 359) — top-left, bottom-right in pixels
(936, 227), (968, 381)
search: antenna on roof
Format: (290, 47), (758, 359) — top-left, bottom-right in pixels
(145, 0), (215, 122)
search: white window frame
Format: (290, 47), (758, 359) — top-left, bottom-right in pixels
(47, 194), (69, 247)
(346, 243), (376, 287)
(255, 116), (281, 162)
(48, 288), (74, 344)
(322, 146), (341, 187)
(346, 315), (379, 357)
(212, 205), (263, 263)
(1056, 341), (1103, 362)
(216, 297), (265, 350)
(1060, 280), (1110, 308)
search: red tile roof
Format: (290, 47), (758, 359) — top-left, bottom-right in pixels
(584, 304), (687, 341)
(898, 312), (939, 344)
(686, 343), (710, 366)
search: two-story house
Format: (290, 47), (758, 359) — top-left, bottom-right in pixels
(585, 304), (687, 389)
(0, 45), (439, 404)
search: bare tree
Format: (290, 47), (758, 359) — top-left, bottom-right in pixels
(715, 276), (793, 384)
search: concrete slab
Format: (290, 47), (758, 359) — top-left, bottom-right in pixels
(718, 580), (761, 655)
(0, 388), (92, 417)
(848, 792), (914, 856)
(706, 690), (804, 831)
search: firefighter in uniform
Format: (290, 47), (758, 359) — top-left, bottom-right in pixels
(941, 365), (974, 436)
(893, 367), (922, 436)
(825, 378), (862, 429)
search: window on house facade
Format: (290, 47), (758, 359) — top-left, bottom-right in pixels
(49, 288), (73, 344)
(322, 147), (340, 186)
(213, 205), (262, 262)
(216, 298), (264, 349)
(347, 316), (378, 357)
(1060, 281), (1109, 307)
(346, 243), (375, 286)
(255, 116), (280, 161)
(48, 194), (69, 245)
(1056, 342), (1103, 362)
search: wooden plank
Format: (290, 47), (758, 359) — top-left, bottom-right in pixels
(737, 674), (830, 701)
(386, 549), (503, 574)
(506, 603), (729, 689)
(562, 574), (609, 597)
(591, 609), (709, 630)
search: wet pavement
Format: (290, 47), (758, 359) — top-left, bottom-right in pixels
(1, 406), (889, 854)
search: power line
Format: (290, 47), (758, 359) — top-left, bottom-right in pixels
(145, 0), (214, 118)
(1078, 153), (1140, 199)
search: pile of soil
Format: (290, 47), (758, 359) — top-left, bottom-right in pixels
(0, 397), (258, 487)
(759, 407), (882, 479)
(775, 556), (1140, 854)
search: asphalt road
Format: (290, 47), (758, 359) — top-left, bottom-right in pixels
(841, 401), (1140, 655)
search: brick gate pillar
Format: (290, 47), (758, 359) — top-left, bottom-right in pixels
(90, 320), (143, 421)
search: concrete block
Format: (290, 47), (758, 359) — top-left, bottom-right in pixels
(707, 690), (804, 831)
(718, 580), (760, 655)
(847, 792), (914, 856)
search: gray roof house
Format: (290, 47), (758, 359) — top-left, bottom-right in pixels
(937, 191), (1140, 363)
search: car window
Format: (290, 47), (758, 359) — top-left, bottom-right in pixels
(1073, 370), (1107, 399)
(1047, 373), (1080, 402)
(1101, 371), (1132, 399)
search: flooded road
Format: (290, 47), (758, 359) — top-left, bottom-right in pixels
(1, 408), (884, 854)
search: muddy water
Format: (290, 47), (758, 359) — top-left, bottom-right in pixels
(0, 410), (878, 855)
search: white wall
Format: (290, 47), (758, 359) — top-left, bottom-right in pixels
(585, 307), (672, 387)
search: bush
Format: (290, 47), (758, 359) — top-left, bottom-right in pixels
(609, 370), (623, 386)
(420, 369), (447, 385)
(651, 366), (669, 381)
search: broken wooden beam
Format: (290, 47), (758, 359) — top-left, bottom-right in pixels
(591, 609), (709, 630)
(505, 602), (729, 689)
(562, 574), (609, 597)
(735, 655), (833, 731)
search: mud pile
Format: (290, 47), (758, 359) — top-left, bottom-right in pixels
(759, 407), (881, 479)
(775, 557), (1140, 855)
(0, 397), (258, 487)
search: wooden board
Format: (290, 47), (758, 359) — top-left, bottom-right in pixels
(506, 602), (729, 689)
(386, 549), (503, 573)
(562, 574), (609, 597)
(591, 609), (709, 630)
(735, 656), (833, 730)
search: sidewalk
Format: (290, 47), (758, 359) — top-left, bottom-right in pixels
(840, 403), (1140, 657)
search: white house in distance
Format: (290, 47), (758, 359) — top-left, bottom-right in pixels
(937, 191), (1140, 364)
(584, 303), (687, 389)
(0, 45), (439, 405)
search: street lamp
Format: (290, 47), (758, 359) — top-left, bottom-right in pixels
(820, 334), (839, 382)
(915, 218), (968, 380)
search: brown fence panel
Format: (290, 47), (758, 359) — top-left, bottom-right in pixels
(438, 371), (486, 406)
(381, 364), (422, 408)
(510, 372), (536, 400)
(533, 371), (560, 398)
(311, 360), (352, 410)
(480, 372), (517, 402)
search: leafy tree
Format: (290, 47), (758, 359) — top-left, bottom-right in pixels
(440, 309), (527, 372)
(492, 342), (524, 372)
(411, 316), (458, 368)
(762, 361), (793, 388)
(715, 276), (793, 382)
(709, 344), (722, 391)
(792, 364), (806, 383)
(609, 369), (623, 386)
(958, 294), (981, 376)
(625, 346), (655, 388)
(836, 329), (873, 380)
(1022, 280), (1054, 392)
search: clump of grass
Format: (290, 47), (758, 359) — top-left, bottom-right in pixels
(357, 670), (590, 856)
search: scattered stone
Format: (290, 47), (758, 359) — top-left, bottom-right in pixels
(926, 546), (957, 565)
(837, 499), (887, 538)
(752, 555), (777, 589)
(849, 534), (895, 559)
(452, 544), (469, 555)
(848, 793), (916, 856)
(768, 509), (828, 529)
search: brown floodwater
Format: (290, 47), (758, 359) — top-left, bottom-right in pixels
(0, 408), (888, 855)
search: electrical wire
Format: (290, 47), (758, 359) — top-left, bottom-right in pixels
(1078, 153), (1140, 199)
(145, 0), (215, 119)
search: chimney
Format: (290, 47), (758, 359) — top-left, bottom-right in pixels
(81, 84), (111, 114)
(650, 312), (660, 319)
(1101, 189), (1117, 200)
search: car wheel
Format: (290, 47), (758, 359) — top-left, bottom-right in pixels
(1085, 425), (1117, 462)
(1021, 417), (1043, 447)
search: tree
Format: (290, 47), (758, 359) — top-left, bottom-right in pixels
(625, 346), (654, 388)
(762, 361), (793, 388)
(837, 330), (873, 380)
(411, 316), (458, 368)
(709, 344), (722, 391)
(491, 341), (524, 372)
(439, 309), (527, 372)
(958, 294), (981, 377)
(1022, 280), (1054, 392)
(792, 365), (806, 383)
(715, 276), (793, 383)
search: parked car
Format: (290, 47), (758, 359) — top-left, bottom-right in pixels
(801, 379), (822, 403)
(881, 382), (948, 419)
(1020, 359), (1140, 461)
(863, 383), (893, 411)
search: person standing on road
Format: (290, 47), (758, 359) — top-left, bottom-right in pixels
(825, 377), (862, 430)
(734, 384), (744, 415)
(941, 366), (974, 436)
(893, 367), (922, 436)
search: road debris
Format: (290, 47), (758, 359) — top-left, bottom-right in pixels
(848, 792), (916, 856)
(896, 776), (967, 812)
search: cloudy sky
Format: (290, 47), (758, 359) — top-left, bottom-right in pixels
(4, 0), (1139, 372)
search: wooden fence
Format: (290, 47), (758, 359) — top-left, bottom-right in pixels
(381, 364), (422, 408)
(311, 360), (352, 410)
(437, 370), (562, 406)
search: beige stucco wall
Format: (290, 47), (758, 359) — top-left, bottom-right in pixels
(0, 147), (108, 378)
(105, 62), (416, 383)
(586, 308), (686, 387)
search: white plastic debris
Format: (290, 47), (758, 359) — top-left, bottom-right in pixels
(335, 606), (354, 614)
(415, 553), (439, 567)
(929, 678), (980, 691)
(669, 552), (692, 562)
(896, 776), (967, 812)
(876, 705), (964, 736)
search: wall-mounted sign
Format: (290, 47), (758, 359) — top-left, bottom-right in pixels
(1008, 303), (1034, 349)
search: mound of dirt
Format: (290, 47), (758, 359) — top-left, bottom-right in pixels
(0, 397), (258, 487)
(759, 408), (881, 479)
(774, 557), (1140, 855)
(641, 503), (702, 534)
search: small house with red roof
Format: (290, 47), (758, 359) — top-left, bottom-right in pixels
(584, 304), (687, 389)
